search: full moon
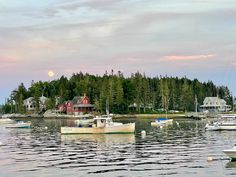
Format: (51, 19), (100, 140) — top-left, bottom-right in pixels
(48, 71), (55, 77)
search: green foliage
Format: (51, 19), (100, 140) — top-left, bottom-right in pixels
(1, 104), (11, 114)
(45, 98), (56, 110)
(5, 71), (233, 114)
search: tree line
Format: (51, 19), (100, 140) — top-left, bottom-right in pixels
(1, 71), (233, 114)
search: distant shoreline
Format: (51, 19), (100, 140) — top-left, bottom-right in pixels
(112, 113), (185, 119)
(8, 112), (236, 119)
(3, 113), (186, 119)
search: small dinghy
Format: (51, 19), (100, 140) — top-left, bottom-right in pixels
(5, 121), (31, 129)
(151, 117), (173, 127)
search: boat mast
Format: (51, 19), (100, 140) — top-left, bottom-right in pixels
(195, 95), (198, 113)
(232, 92), (234, 112)
(106, 99), (109, 115)
(164, 96), (167, 118)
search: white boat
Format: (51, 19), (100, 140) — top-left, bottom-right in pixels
(61, 115), (135, 134)
(205, 121), (236, 131)
(5, 121), (31, 128)
(223, 144), (236, 161)
(220, 114), (236, 119)
(1, 113), (26, 118)
(0, 118), (15, 124)
(151, 117), (173, 126)
(1, 114), (15, 118)
(205, 123), (221, 131)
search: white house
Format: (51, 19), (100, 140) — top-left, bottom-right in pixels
(200, 97), (231, 112)
(24, 97), (35, 111)
(24, 96), (48, 111)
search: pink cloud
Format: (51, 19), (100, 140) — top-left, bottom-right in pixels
(163, 54), (216, 61)
(0, 56), (18, 63)
(127, 57), (140, 62)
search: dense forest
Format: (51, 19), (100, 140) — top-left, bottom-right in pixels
(2, 71), (233, 114)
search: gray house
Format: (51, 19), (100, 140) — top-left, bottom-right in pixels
(24, 96), (48, 111)
(200, 97), (231, 112)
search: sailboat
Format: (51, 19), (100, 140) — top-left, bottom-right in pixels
(61, 100), (135, 134)
(185, 95), (206, 119)
(151, 96), (173, 127)
(151, 117), (173, 127)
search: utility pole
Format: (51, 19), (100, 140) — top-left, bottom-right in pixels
(195, 95), (198, 113)
(232, 92), (234, 112)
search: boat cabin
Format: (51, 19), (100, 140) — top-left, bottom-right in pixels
(93, 116), (113, 128)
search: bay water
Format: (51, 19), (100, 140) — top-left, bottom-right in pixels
(0, 118), (236, 177)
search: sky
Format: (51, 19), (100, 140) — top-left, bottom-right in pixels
(1, 0), (236, 104)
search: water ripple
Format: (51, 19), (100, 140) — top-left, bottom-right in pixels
(0, 119), (235, 176)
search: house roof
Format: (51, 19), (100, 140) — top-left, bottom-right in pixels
(203, 97), (225, 103)
(201, 97), (228, 107)
(72, 96), (89, 104)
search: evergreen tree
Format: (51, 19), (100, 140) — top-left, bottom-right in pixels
(5, 71), (233, 114)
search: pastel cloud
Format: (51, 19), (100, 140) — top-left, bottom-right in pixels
(232, 62), (236, 66)
(0, 56), (18, 63)
(1, 0), (236, 103)
(0, 57), (19, 70)
(163, 54), (216, 61)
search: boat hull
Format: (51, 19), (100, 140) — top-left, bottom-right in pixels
(61, 123), (135, 134)
(223, 149), (236, 161)
(5, 122), (31, 129)
(205, 124), (220, 131)
(205, 123), (236, 131)
(151, 119), (173, 127)
(219, 125), (236, 130)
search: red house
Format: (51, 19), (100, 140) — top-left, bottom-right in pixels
(58, 95), (94, 115)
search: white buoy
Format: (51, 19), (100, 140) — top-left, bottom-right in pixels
(45, 126), (48, 130)
(141, 130), (146, 135)
(176, 121), (179, 126)
(0, 142), (3, 146)
(141, 130), (146, 138)
(207, 156), (213, 162)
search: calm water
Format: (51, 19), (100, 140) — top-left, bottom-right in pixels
(1, 118), (236, 177)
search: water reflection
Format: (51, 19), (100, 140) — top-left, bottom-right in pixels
(61, 134), (135, 145)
